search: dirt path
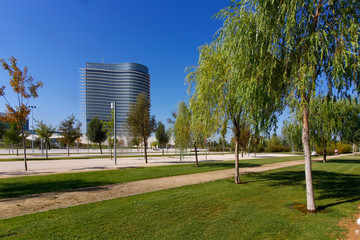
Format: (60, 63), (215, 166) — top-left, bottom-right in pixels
(0, 160), (305, 219)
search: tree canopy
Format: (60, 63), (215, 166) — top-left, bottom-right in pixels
(35, 120), (55, 159)
(126, 93), (156, 163)
(0, 56), (43, 170)
(187, 0), (360, 211)
(87, 116), (107, 154)
(58, 114), (82, 156)
(155, 121), (169, 155)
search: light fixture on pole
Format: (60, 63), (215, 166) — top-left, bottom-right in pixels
(111, 101), (117, 165)
(28, 105), (36, 153)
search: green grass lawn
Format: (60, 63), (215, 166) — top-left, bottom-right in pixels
(0, 156), (359, 239)
(0, 156), (303, 198)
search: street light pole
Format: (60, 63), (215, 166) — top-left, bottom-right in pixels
(28, 105), (36, 153)
(111, 101), (117, 165)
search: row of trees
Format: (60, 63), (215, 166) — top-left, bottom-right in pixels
(85, 93), (171, 163)
(184, 0), (360, 213)
(0, 115), (82, 160)
(283, 96), (360, 162)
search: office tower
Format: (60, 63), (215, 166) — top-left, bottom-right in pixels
(80, 62), (150, 135)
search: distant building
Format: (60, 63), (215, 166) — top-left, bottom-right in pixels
(80, 62), (150, 136)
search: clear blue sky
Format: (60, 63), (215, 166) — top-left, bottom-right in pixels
(0, 0), (227, 132)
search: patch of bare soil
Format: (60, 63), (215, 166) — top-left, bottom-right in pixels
(339, 206), (360, 240)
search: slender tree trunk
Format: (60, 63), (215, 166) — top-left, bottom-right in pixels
(21, 130), (27, 171)
(323, 148), (327, 163)
(162, 146), (164, 156)
(194, 144), (199, 167)
(234, 130), (240, 184)
(353, 143), (356, 155)
(67, 144), (70, 156)
(99, 142), (103, 154)
(110, 143), (113, 160)
(45, 140), (49, 159)
(241, 147), (244, 158)
(302, 105), (316, 212)
(16, 145), (19, 156)
(143, 138), (148, 163)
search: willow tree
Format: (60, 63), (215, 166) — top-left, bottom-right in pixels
(338, 98), (360, 154)
(0, 57), (43, 171)
(187, 7), (284, 183)
(309, 96), (339, 163)
(217, 0), (360, 212)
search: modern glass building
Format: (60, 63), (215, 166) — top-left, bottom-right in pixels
(80, 62), (150, 135)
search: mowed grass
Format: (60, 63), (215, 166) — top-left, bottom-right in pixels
(0, 156), (303, 198)
(0, 156), (359, 239)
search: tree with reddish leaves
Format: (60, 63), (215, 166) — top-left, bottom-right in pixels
(0, 56), (43, 171)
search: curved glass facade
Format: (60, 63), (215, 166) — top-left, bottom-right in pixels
(80, 62), (150, 135)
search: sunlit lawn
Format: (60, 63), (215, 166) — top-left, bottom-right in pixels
(0, 156), (303, 198)
(0, 156), (359, 239)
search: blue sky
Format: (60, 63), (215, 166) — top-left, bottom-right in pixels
(0, 0), (227, 132)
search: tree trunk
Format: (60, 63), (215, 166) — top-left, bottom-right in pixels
(302, 105), (316, 212)
(16, 145), (19, 156)
(162, 147), (164, 156)
(353, 143), (357, 155)
(241, 147), (244, 158)
(21, 130), (27, 171)
(45, 140), (49, 160)
(110, 143), (112, 160)
(234, 131), (240, 184)
(67, 144), (70, 156)
(323, 148), (327, 163)
(194, 144), (199, 167)
(143, 138), (148, 163)
(99, 142), (103, 154)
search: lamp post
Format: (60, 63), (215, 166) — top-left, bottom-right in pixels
(111, 101), (117, 165)
(28, 105), (36, 153)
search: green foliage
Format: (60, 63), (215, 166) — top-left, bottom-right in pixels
(3, 122), (21, 146)
(102, 110), (114, 145)
(265, 135), (290, 152)
(155, 121), (169, 149)
(126, 93), (156, 163)
(34, 120), (55, 159)
(0, 156), (359, 239)
(338, 98), (360, 146)
(316, 142), (353, 156)
(282, 116), (303, 152)
(309, 96), (339, 156)
(58, 114), (82, 156)
(174, 102), (191, 149)
(0, 57), (43, 170)
(0, 122), (6, 141)
(216, 0), (360, 210)
(87, 117), (107, 154)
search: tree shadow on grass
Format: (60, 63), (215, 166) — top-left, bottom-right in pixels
(327, 159), (360, 164)
(253, 169), (360, 210)
(200, 162), (260, 168)
(0, 179), (110, 199)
